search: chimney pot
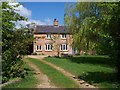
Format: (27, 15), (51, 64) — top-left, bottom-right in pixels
(54, 19), (58, 26)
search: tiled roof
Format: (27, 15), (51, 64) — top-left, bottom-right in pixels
(34, 25), (70, 34)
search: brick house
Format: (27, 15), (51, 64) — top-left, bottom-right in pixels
(33, 19), (76, 56)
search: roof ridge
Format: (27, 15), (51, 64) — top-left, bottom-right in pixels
(37, 25), (64, 27)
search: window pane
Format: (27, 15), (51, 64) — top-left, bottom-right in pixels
(63, 45), (65, 50)
(61, 34), (66, 38)
(37, 45), (42, 50)
(50, 44), (52, 50)
(60, 45), (62, 50)
(46, 34), (51, 38)
(46, 44), (47, 50)
(39, 46), (41, 50)
(46, 44), (52, 50)
(62, 34), (64, 38)
(37, 46), (38, 50)
(64, 34), (66, 38)
(48, 45), (49, 50)
(66, 44), (67, 50)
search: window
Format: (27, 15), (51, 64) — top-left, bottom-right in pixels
(46, 34), (51, 39)
(45, 44), (52, 51)
(36, 45), (42, 51)
(60, 44), (67, 51)
(61, 34), (66, 39)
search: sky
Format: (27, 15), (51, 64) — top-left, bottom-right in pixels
(10, 2), (67, 27)
(21, 2), (65, 25)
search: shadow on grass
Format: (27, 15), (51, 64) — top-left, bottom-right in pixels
(66, 56), (115, 67)
(78, 72), (117, 83)
(24, 68), (32, 75)
(24, 68), (31, 72)
(78, 72), (119, 88)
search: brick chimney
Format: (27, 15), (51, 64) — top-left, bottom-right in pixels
(54, 19), (58, 26)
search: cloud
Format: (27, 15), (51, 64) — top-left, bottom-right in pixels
(16, 5), (31, 18)
(16, 18), (53, 28)
(8, 3), (53, 28)
(44, 18), (53, 25)
(8, 3), (31, 18)
(29, 19), (47, 25)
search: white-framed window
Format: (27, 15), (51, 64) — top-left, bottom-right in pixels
(61, 34), (66, 39)
(46, 34), (51, 39)
(60, 44), (67, 51)
(36, 45), (42, 51)
(45, 44), (52, 51)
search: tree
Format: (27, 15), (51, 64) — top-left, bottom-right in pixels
(51, 34), (61, 57)
(2, 2), (33, 83)
(64, 2), (120, 81)
(51, 33), (73, 57)
(64, 2), (99, 54)
(97, 2), (120, 81)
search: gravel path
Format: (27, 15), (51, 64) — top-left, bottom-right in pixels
(24, 57), (57, 88)
(27, 55), (98, 88)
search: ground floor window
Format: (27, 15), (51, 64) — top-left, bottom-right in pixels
(60, 44), (67, 51)
(46, 44), (52, 51)
(36, 45), (42, 51)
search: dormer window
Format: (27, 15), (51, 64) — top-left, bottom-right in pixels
(46, 34), (51, 39)
(61, 34), (66, 39)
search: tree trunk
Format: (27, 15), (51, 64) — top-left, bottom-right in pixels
(86, 41), (89, 55)
(57, 51), (60, 57)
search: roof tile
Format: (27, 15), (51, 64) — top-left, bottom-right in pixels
(34, 25), (70, 34)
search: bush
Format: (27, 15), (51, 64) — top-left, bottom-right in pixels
(48, 55), (51, 57)
(31, 52), (37, 55)
(75, 53), (80, 56)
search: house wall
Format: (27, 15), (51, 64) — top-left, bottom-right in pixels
(33, 34), (73, 56)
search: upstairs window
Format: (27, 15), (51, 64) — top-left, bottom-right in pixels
(60, 44), (67, 51)
(46, 34), (51, 39)
(36, 45), (42, 51)
(46, 44), (52, 51)
(61, 34), (66, 39)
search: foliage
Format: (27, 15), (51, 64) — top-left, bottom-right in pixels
(2, 2), (33, 83)
(50, 34), (73, 57)
(51, 34), (61, 57)
(64, 2), (99, 54)
(64, 2), (120, 81)
(3, 62), (38, 88)
(97, 2), (120, 81)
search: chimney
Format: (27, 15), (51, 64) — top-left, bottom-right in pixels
(54, 19), (58, 26)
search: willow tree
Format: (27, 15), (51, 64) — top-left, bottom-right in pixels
(64, 2), (99, 54)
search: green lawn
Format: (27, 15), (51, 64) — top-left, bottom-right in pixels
(27, 58), (79, 88)
(43, 55), (119, 88)
(3, 61), (38, 88)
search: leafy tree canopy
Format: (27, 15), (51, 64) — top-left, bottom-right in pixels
(2, 2), (33, 83)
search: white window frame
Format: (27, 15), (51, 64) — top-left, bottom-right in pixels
(61, 34), (66, 39)
(46, 34), (51, 39)
(36, 45), (42, 51)
(60, 44), (68, 51)
(45, 44), (52, 51)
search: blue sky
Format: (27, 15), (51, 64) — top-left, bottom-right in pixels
(19, 2), (66, 25)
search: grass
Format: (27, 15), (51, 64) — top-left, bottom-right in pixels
(27, 58), (79, 88)
(43, 55), (119, 88)
(3, 61), (38, 88)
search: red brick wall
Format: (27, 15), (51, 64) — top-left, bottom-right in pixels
(33, 34), (73, 56)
